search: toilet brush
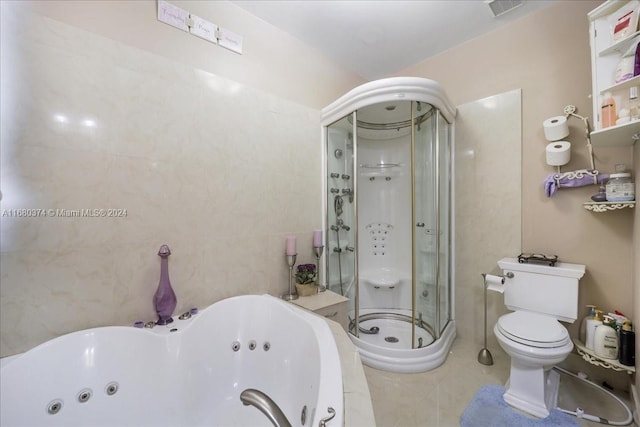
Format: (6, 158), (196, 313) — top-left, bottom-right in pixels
(477, 273), (494, 366)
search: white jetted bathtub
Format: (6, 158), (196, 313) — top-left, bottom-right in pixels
(0, 294), (343, 427)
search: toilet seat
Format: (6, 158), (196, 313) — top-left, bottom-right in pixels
(497, 311), (569, 348)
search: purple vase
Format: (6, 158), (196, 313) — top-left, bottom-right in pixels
(154, 244), (177, 325)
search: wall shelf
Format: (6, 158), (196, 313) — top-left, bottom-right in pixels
(598, 31), (640, 56)
(583, 201), (636, 211)
(573, 339), (635, 374)
(588, 0), (640, 146)
(590, 121), (640, 147)
(599, 75), (640, 96)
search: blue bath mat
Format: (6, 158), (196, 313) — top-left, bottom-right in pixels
(460, 385), (579, 427)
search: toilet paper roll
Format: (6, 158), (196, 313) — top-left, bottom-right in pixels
(543, 116), (570, 141)
(546, 141), (571, 166)
(485, 274), (505, 294)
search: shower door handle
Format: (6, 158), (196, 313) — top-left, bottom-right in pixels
(416, 222), (425, 227)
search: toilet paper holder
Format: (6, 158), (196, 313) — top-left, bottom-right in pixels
(542, 105), (602, 196)
(477, 271), (514, 366)
(484, 272), (514, 285)
(554, 105), (596, 175)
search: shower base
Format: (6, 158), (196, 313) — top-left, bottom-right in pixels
(349, 308), (456, 373)
(354, 309), (435, 349)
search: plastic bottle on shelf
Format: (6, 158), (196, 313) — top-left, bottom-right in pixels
(601, 92), (617, 129)
(608, 312), (628, 330)
(619, 321), (635, 366)
(585, 309), (603, 351)
(579, 305), (597, 344)
(594, 315), (619, 360)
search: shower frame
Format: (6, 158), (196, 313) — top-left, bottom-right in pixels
(321, 78), (457, 373)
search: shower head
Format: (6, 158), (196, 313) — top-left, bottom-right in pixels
(334, 195), (344, 217)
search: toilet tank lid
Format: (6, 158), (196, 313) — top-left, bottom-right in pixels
(498, 257), (586, 279)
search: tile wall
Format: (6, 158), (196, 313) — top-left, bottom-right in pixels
(454, 90), (522, 347)
(0, 5), (321, 356)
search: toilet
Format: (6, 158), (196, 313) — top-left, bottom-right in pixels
(493, 257), (586, 418)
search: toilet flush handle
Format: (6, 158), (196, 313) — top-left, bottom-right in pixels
(504, 272), (514, 279)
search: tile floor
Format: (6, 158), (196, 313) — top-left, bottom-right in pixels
(363, 338), (634, 427)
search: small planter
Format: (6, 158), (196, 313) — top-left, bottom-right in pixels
(295, 283), (318, 297)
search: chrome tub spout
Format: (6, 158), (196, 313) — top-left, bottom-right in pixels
(240, 389), (292, 427)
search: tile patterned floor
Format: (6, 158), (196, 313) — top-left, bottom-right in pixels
(363, 338), (633, 427)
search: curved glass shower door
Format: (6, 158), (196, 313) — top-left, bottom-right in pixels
(325, 114), (357, 329)
(412, 106), (451, 347)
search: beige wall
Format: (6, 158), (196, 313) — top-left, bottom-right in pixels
(400, 0), (635, 345)
(23, 0), (365, 109)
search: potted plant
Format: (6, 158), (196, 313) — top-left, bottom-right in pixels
(295, 263), (318, 296)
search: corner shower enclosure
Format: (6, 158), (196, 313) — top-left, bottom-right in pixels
(321, 77), (456, 373)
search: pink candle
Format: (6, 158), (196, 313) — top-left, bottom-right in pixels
(313, 229), (323, 248)
(285, 236), (296, 255)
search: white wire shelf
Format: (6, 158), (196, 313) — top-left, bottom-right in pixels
(572, 339), (635, 374)
(583, 201), (635, 212)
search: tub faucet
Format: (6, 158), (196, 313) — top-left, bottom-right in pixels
(240, 389), (292, 427)
(154, 244), (177, 325)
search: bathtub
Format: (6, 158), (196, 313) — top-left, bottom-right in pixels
(0, 294), (344, 427)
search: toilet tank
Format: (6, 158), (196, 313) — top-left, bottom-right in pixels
(498, 257), (586, 323)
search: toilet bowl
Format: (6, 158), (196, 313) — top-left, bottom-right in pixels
(494, 311), (574, 417)
(493, 258), (586, 418)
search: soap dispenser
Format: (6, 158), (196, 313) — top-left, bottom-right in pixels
(579, 305), (597, 344)
(585, 309), (603, 351)
(594, 315), (619, 360)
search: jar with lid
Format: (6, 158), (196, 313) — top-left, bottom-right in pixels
(606, 173), (635, 202)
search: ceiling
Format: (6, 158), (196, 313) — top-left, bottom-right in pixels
(231, 0), (555, 80)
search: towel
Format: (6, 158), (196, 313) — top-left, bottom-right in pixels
(544, 169), (609, 197)
(460, 385), (579, 427)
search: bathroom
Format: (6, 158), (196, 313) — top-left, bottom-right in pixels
(0, 0), (638, 425)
